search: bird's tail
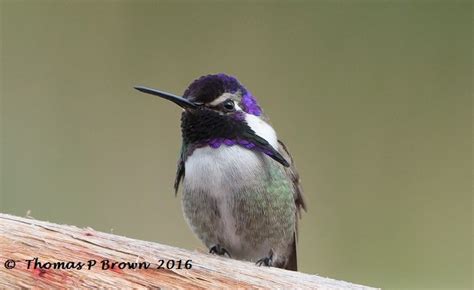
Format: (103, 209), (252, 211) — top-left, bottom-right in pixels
(285, 234), (298, 271)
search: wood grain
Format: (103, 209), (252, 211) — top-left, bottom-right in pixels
(0, 213), (377, 289)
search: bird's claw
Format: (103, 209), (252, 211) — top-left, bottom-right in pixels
(256, 249), (274, 267)
(209, 244), (231, 258)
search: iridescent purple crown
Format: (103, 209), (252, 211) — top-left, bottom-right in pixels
(183, 73), (262, 116)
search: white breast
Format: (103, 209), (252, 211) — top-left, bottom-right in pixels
(184, 145), (264, 198)
(183, 145), (267, 250)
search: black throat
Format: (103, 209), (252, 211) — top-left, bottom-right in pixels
(181, 109), (246, 145)
(180, 109), (290, 167)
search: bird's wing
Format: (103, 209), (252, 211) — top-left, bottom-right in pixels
(174, 143), (187, 195)
(278, 140), (307, 220)
(278, 140), (306, 271)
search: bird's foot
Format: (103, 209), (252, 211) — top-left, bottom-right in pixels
(209, 244), (231, 258)
(256, 249), (274, 267)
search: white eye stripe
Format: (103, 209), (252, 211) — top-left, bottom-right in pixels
(209, 93), (234, 106)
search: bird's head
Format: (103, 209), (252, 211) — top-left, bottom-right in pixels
(135, 73), (288, 167)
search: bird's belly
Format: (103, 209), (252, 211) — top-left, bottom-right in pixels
(182, 146), (295, 261)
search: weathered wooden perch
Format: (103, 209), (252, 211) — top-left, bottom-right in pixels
(0, 213), (376, 289)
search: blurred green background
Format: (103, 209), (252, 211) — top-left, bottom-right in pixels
(0, 1), (472, 289)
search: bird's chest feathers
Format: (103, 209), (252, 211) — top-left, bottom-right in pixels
(183, 146), (265, 198)
(183, 115), (278, 196)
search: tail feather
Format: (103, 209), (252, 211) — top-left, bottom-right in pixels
(285, 233), (298, 271)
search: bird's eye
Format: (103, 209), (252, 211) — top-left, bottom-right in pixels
(223, 99), (235, 112)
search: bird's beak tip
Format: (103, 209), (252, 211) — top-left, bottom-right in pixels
(134, 85), (197, 109)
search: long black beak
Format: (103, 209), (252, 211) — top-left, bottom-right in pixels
(134, 86), (198, 109)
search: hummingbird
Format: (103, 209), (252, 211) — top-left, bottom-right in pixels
(135, 73), (306, 271)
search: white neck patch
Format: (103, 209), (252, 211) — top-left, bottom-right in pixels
(244, 114), (278, 150)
